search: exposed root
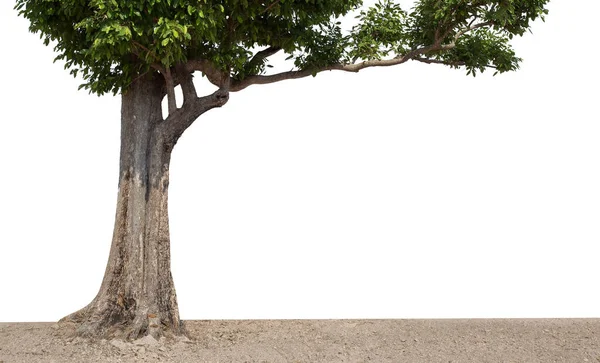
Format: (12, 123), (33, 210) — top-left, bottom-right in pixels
(58, 300), (187, 341)
(59, 303), (94, 324)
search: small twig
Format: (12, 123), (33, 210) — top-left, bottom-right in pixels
(261, 0), (282, 15)
(454, 21), (494, 43)
(131, 40), (160, 63)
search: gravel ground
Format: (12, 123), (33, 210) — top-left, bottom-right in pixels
(0, 319), (599, 362)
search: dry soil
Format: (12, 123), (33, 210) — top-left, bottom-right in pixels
(1, 319), (599, 362)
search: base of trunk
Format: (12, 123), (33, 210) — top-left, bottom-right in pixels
(59, 297), (187, 340)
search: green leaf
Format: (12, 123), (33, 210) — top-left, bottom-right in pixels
(14, 0), (549, 95)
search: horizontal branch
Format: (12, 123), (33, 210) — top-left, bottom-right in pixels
(230, 43), (453, 92)
(230, 19), (501, 93)
(412, 57), (466, 67)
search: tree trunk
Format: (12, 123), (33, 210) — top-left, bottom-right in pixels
(60, 73), (184, 340)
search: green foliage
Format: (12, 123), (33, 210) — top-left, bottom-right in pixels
(293, 22), (348, 73)
(404, 0), (548, 75)
(348, 1), (410, 61)
(15, 0), (549, 95)
(441, 28), (521, 76)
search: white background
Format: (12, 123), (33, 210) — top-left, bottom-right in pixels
(1, 1), (598, 322)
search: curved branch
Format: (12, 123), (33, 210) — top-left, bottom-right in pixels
(247, 46), (282, 70)
(262, 0), (282, 14)
(230, 19), (499, 93)
(185, 59), (229, 88)
(231, 44), (452, 92)
(454, 21), (495, 42)
(159, 87), (230, 143)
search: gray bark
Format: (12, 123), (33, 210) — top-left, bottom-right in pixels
(60, 73), (184, 339)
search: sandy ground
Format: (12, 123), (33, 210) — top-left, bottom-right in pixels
(0, 319), (599, 362)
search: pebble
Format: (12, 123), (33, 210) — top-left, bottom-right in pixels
(72, 337), (85, 345)
(176, 335), (192, 343)
(110, 339), (131, 351)
(133, 335), (159, 347)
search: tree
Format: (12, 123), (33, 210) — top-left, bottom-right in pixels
(15, 0), (549, 340)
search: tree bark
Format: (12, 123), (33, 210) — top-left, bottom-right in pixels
(60, 73), (184, 340)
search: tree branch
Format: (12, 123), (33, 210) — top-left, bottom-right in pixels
(163, 66), (177, 115)
(231, 44), (451, 92)
(453, 21), (495, 43)
(131, 41), (159, 63)
(185, 59), (229, 88)
(247, 46), (282, 70)
(145, 62), (177, 117)
(414, 57), (498, 70)
(261, 0), (282, 15)
(159, 87), (230, 142)
(175, 64), (197, 104)
(412, 57), (466, 67)
(229, 18), (499, 93)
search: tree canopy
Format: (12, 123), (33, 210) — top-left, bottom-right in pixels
(13, 0), (551, 340)
(16, 0), (549, 96)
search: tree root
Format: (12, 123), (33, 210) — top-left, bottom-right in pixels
(58, 299), (187, 341)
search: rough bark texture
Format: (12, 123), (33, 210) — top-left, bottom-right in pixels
(60, 73), (184, 340)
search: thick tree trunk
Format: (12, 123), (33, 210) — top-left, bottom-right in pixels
(60, 74), (184, 340)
